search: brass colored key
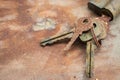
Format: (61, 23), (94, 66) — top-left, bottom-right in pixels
(40, 29), (74, 46)
(86, 41), (95, 78)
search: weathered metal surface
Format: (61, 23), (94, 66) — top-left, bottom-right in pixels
(89, 0), (111, 8)
(88, 0), (111, 19)
(0, 0), (120, 80)
(33, 18), (57, 31)
(88, 0), (120, 21)
(105, 0), (120, 18)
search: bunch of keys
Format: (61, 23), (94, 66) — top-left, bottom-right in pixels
(40, 0), (120, 78)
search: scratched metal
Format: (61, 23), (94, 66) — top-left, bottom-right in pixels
(0, 0), (120, 80)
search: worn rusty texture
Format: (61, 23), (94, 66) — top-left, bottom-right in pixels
(0, 0), (120, 80)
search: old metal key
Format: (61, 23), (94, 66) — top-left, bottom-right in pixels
(86, 41), (95, 78)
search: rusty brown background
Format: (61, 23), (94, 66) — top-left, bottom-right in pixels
(0, 0), (120, 80)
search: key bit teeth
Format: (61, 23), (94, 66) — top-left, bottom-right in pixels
(40, 41), (53, 46)
(63, 46), (70, 51)
(40, 41), (49, 46)
(40, 43), (46, 47)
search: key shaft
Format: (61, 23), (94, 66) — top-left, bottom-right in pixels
(40, 29), (74, 46)
(86, 41), (95, 78)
